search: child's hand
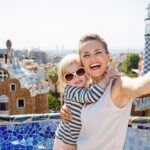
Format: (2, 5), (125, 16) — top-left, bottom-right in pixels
(97, 67), (121, 90)
(105, 67), (121, 78)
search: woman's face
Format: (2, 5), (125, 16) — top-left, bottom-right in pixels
(80, 40), (110, 82)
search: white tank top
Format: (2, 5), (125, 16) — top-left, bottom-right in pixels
(77, 78), (133, 150)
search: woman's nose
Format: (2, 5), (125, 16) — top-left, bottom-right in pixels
(90, 55), (96, 62)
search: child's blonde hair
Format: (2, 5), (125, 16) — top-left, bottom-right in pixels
(58, 53), (81, 93)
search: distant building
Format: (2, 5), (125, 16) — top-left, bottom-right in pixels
(21, 59), (35, 68)
(14, 49), (29, 60)
(29, 50), (48, 64)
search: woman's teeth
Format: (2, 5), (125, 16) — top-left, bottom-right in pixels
(90, 64), (101, 70)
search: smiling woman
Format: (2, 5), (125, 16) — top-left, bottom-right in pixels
(79, 34), (110, 82)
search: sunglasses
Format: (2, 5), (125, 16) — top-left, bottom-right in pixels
(64, 67), (85, 81)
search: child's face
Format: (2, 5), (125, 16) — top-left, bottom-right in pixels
(64, 62), (88, 88)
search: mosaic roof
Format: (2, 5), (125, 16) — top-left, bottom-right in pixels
(1, 61), (50, 97)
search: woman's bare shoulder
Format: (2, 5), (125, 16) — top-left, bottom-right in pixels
(111, 77), (131, 107)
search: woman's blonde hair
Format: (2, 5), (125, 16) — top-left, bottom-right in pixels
(58, 53), (81, 93)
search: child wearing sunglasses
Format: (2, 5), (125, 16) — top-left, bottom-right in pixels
(53, 54), (120, 150)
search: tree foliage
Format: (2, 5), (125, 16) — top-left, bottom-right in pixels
(47, 64), (58, 93)
(48, 91), (60, 112)
(121, 53), (140, 77)
(47, 65), (61, 111)
(47, 65), (58, 84)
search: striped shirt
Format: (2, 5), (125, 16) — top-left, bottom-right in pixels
(56, 84), (104, 145)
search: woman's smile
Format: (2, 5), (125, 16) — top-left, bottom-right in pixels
(90, 63), (101, 70)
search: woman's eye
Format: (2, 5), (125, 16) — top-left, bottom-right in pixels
(96, 51), (102, 55)
(83, 54), (90, 58)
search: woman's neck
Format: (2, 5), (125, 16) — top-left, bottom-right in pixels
(92, 76), (102, 84)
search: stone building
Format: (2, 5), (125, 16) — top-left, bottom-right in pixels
(0, 40), (50, 115)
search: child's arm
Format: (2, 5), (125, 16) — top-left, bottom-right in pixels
(64, 84), (104, 103)
(64, 67), (120, 104)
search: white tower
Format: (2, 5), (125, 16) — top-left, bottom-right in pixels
(134, 4), (150, 111)
(142, 3), (150, 75)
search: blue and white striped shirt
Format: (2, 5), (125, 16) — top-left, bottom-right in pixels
(56, 84), (104, 145)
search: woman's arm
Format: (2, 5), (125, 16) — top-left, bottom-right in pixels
(112, 71), (150, 106)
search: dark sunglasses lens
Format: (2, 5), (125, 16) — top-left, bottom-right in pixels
(76, 68), (85, 76)
(65, 73), (74, 81)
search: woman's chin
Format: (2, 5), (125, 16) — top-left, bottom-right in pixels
(89, 70), (104, 80)
(91, 69), (102, 76)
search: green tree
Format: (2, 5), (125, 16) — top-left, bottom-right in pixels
(48, 92), (60, 111)
(47, 64), (58, 94)
(121, 53), (140, 77)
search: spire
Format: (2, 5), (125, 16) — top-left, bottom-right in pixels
(4, 40), (12, 64)
(142, 3), (150, 75)
(145, 4), (150, 36)
(5, 40), (15, 65)
(6, 40), (12, 49)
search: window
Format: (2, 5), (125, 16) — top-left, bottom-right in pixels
(17, 99), (25, 108)
(10, 84), (16, 92)
(0, 103), (7, 110)
(0, 70), (9, 81)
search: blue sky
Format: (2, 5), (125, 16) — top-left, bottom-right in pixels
(0, 0), (149, 50)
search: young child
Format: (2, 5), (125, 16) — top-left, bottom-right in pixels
(53, 54), (120, 150)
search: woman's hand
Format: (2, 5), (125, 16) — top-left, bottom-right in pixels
(60, 104), (72, 122)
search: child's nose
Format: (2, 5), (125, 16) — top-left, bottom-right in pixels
(74, 74), (79, 80)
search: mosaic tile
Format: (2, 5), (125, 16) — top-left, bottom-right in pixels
(0, 120), (150, 149)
